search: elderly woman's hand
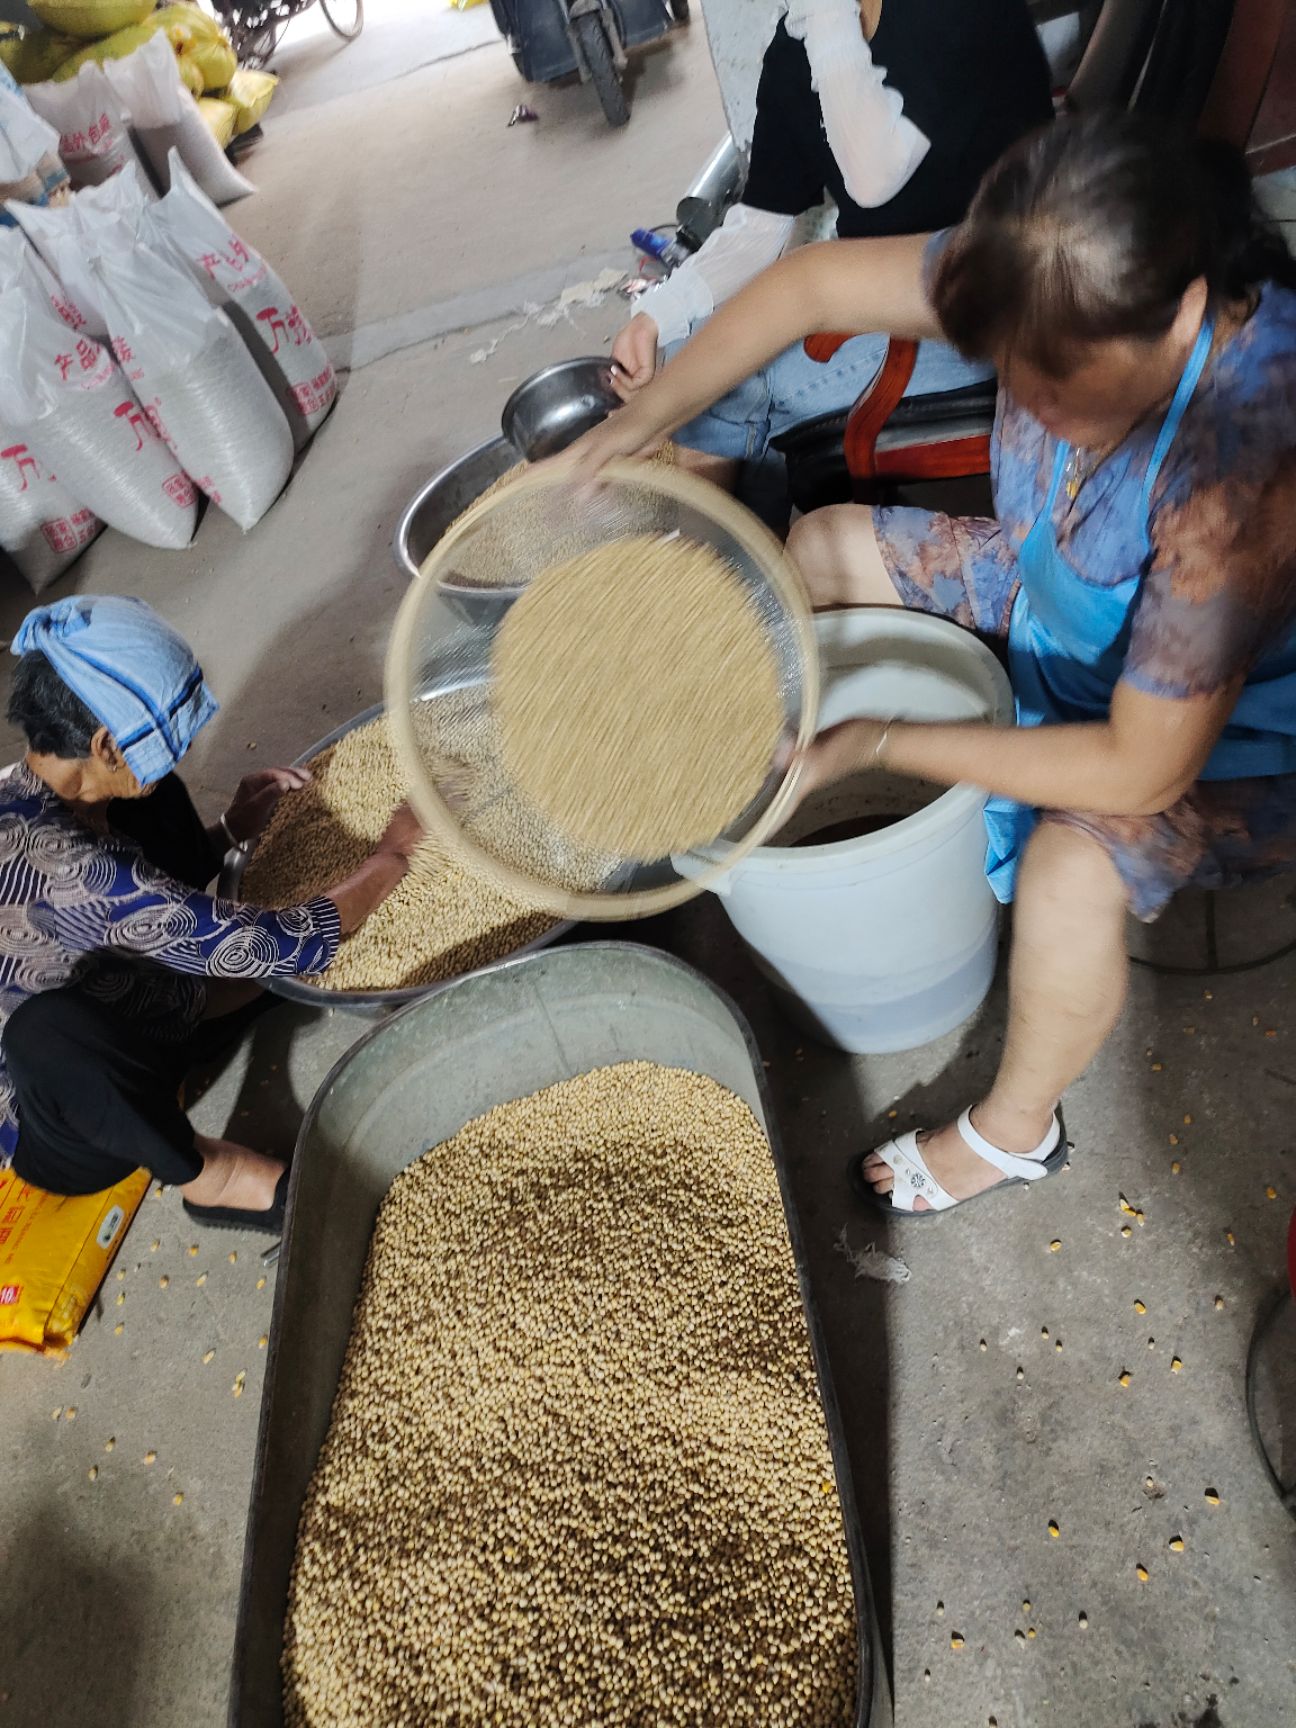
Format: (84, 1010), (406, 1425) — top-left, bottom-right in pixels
(224, 766), (312, 847)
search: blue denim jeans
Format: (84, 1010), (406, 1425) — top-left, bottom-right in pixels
(667, 328), (993, 462)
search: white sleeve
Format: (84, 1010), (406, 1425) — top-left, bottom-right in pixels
(785, 0), (930, 209)
(634, 203), (797, 347)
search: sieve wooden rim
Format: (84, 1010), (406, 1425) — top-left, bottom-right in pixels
(385, 459), (821, 921)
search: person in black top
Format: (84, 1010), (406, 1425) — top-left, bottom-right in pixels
(613, 0), (1054, 488)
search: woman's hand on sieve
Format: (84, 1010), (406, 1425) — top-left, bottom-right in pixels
(226, 766), (312, 845)
(377, 802), (425, 865)
(554, 402), (669, 490)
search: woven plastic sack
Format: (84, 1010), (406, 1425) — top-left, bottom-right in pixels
(52, 21), (159, 81)
(0, 417), (101, 591)
(0, 27), (79, 87)
(0, 1161), (150, 1356)
(152, 3), (238, 94)
(8, 163), (150, 336)
(102, 32), (252, 206)
(29, 0), (155, 40)
(24, 62), (145, 189)
(0, 228), (198, 549)
(88, 228), (293, 529)
(227, 67), (277, 136)
(0, 84), (70, 222)
(146, 150), (337, 447)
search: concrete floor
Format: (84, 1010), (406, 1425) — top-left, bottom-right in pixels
(2, 9), (1295, 1727)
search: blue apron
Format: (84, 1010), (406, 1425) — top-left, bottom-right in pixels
(984, 314), (1296, 901)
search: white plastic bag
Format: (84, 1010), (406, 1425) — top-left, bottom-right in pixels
(24, 64), (147, 190)
(102, 33), (252, 207)
(0, 84), (70, 215)
(8, 164), (148, 336)
(0, 417), (101, 592)
(86, 228), (293, 529)
(145, 151), (336, 446)
(0, 228), (197, 550)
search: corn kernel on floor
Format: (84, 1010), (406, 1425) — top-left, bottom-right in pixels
(0, 9), (1294, 1727)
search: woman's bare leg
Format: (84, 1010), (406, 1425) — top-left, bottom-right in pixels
(672, 443), (742, 492)
(863, 821), (1130, 1206)
(786, 505), (900, 608)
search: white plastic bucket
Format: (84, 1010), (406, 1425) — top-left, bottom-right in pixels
(676, 609), (1014, 1054)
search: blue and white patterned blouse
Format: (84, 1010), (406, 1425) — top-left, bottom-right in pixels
(0, 764), (340, 1165)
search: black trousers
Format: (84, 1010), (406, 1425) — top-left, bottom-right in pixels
(6, 774), (259, 1198)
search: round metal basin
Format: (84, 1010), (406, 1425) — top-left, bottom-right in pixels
(500, 356), (621, 461)
(219, 700), (573, 1016)
(392, 436), (516, 583)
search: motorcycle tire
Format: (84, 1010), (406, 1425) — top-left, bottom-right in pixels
(574, 11), (629, 128)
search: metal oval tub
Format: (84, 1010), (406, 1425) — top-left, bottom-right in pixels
(229, 943), (888, 1728)
(218, 700), (572, 1015)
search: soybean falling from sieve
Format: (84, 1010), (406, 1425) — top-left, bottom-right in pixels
(492, 534), (784, 859)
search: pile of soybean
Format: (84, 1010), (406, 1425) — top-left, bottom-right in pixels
(241, 715), (554, 993)
(284, 1062), (858, 1728)
(493, 536), (785, 858)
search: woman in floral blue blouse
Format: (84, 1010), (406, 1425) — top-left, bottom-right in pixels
(0, 596), (420, 1232)
(568, 114), (1296, 1219)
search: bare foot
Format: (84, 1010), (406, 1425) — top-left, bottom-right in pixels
(181, 1135), (284, 1212)
(863, 1103), (1057, 1212)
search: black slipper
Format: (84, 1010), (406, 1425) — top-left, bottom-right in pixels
(182, 1168), (289, 1235)
(849, 1109), (1070, 1220)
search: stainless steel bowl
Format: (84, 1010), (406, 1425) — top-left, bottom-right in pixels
(392, 436), (517, 583)
(218, 700), (573, 1016)
(501, 356), (621, 461)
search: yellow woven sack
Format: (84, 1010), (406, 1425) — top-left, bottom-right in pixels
(29, 0), (155, 41)
(227, 66), (277, 135)
(0, 25), (80, 85)
(198, 93), (236, 149)
(154, 5), (237, 94)
(177, 51), (203, 96)
(52, 20), (158, 79)
(0, 1164), (149, 1356)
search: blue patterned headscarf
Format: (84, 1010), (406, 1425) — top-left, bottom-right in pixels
(12, 596), (219, 786)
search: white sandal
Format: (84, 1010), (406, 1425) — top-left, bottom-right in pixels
(852, 1108), (1068, 1219)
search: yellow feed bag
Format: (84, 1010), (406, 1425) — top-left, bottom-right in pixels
(0, 1164), (149, 1356)
(153, 2), (238, 92)
(227, 66), (277, 135)
(29, 0), (155, 41)
(0, 25), (80, 85)
(53, 5), (236, 93)
(52, 20), (159, 78)
(198, 93), (236, 149)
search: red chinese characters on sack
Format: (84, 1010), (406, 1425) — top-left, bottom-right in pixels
(291, 365), (337, 419)
(1, 444), (42, 492)
(162, 472), (197, 508)
(41, 508), (98, 555)
(256, 303), (316, 355)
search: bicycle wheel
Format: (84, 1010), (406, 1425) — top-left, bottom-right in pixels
(320, 0), (364, 40)
(573, 10), (628, 128)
